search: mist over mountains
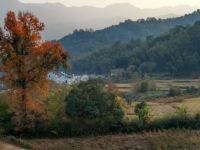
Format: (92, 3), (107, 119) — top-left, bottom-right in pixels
(0, 0), (198, 39)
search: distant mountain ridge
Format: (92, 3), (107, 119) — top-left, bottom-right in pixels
(0, 0), (198, 39)
(59, 10), (200, 56)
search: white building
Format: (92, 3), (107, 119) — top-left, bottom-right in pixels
(48, 72), (89, 85)
(48, 72), (68, 84)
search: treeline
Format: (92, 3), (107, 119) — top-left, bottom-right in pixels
(72, 21), (200, 77)
(60, 10), (200, 56)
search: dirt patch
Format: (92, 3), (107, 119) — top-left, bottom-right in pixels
(0, 141), (24, 150)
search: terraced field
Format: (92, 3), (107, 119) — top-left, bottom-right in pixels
(124, 96), (200, 121)
(116, 79), (200, 92)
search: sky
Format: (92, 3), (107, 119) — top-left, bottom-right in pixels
(19, 0), (200, 8)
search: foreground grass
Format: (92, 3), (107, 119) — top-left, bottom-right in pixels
(26, 130), (200, 150)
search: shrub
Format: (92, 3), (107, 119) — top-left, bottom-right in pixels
(45, 84), (70, 135)
(134, 101), (151, 127)
(139, 80), (149, 93)
(148, 115), (193, 130)
(168, 87), (181, 96)
(176, 106), (188, 117)
(185, 86), (199, 94)
(65, 79), (124, 133)
(133, 79), (156, 94)
(194, 113), (200, 128)
(0, 94), (13, 135)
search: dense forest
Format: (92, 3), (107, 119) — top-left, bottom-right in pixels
(60, 10), (200, 56)
(72, 21), (200, 77)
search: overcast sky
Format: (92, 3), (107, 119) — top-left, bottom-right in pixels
(19, 0), (200, 8)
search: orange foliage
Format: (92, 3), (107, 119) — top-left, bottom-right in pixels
(0, 11), (70, 131)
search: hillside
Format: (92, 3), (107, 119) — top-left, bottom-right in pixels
(72, 19), (200, 76)
(60, 10), (200, 56)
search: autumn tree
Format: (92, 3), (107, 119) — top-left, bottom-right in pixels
(0, 11), (69, 132)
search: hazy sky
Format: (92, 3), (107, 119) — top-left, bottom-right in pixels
(19, 0), (200, 8)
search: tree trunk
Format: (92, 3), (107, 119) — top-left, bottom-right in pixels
(20, 80), (28, 133)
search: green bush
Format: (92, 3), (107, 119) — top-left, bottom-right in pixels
(139, 80), (149, 93)
(134, 101), (151, 127)
(168, 87), (181, 96)
(45, 85), (70, 136)
(176, 106), (188, 117)
(135, 80), (156, 93)
(185, 86), (199, 94)
(65, 79), (124, 132)
(0, 94), (12, 135)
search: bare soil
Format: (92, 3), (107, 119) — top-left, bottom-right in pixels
(0, 142), (25, 150)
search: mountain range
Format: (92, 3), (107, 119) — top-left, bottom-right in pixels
(0, 0), (198, 39)
(59, 10), (200, 56)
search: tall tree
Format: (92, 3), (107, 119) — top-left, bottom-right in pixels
(0, 11), (69, 132)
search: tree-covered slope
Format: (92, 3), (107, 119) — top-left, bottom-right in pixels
(72, 20), (200, 76)
(60, 10), (200, 56)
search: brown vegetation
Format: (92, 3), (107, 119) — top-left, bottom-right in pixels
(28, 130), (200, 150)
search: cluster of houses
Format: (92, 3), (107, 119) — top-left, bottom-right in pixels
(48, 72), (105, 85)
(48, 72), (90, 85)
(0, 72), (104, 90)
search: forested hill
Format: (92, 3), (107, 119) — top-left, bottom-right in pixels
(72, 21), (200, 77)
(60, 10), (200, 56)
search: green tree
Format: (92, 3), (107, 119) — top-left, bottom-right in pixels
(65, 79), (124, 123)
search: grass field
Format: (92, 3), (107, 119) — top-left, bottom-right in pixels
(27, 130), (200, 150)
(124, 96), (200, 121)
(115, 79), (200, 121)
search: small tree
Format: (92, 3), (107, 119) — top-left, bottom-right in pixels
(134, 101), (151, 127)
(0, 11), (69, 132)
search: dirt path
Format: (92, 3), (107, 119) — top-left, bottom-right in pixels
(0, 141), (25, 150)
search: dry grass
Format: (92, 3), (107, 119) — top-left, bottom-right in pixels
(115, 79), (200, 92)
(0, 141), (25, 150)
(150, 97), (200, 117)
(115, 83), (133, 92)
(27, 130), (200, 150)
(125, 96), (200, 120)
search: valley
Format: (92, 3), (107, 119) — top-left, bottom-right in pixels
(1, 1), (200, 150)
